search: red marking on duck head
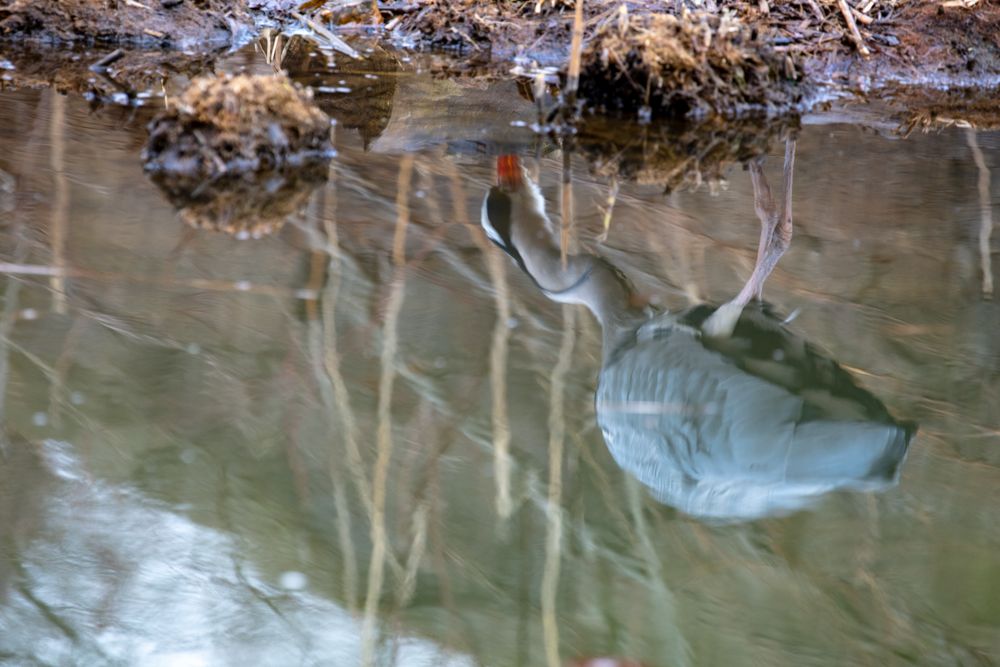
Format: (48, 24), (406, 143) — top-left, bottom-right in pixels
(496, 154), (523, 190)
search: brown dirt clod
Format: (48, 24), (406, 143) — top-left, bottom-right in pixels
(143, 73), (333, 236)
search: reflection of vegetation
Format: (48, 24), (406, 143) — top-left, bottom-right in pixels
(965, 129), (994, 298)
(577, 114), (797, 192)
(282, 38), (400, 150)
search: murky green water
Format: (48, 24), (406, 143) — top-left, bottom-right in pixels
(0, 38), (999, 667)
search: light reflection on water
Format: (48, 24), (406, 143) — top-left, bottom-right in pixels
(0, 41), (999, 667)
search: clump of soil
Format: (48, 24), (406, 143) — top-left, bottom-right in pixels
(577, 114), (795, 192)
(144, 73), (333, 180)
(143, 73), (333, 236)
(0, 0), (251, 47)
(578, 10), (805, 118)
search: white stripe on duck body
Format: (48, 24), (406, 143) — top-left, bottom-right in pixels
(481, 143), (914, 522)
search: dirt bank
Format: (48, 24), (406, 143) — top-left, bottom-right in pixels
(0, 0), (253, 47)
(381, 0), (1000, 118)
(1, 0), (998, 122)
(577, 11), (804, 117)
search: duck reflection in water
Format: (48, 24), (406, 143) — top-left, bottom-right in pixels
(481, 142), (914, 521)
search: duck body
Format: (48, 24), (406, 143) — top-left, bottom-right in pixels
(480, 152), (913, 521)
(596, 304), (914, 521)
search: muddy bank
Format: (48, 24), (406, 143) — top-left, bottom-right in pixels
(386, 0), (1000, 118)
(3, 0), (998, 121)
(0, 0), (256, 47)
(0, 43), (217, 102)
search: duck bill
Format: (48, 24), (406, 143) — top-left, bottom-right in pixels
(496, 154), (523, 190)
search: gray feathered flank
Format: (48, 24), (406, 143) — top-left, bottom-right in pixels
(597, 310), (912, 522)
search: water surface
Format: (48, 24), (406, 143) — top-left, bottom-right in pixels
(0, 39), (998, 667)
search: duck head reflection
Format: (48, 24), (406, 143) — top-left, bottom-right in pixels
(481, 141), (914, 521)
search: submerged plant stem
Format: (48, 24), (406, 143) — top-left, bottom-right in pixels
(442, 158), (514, 519)
(49, 91), (68, 315)
(965, 129), (994, 297)
(360, 155), (412, 667)
(541, 305), (575, 667)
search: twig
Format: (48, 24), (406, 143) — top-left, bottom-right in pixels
(488, 255), (513, 519)
(564, 0), (585, 105)
(395, 501), (429, 607)
(90, 48), (125, 72)
(314, 182), (363, 610)
(560, 147), (574, 270)
(597, 176), (619, 243)
(440, 158), (514, 518)
(836, 0), (871, 56)
(805, 0), (826, 22)
(850, 5), (874, 25)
